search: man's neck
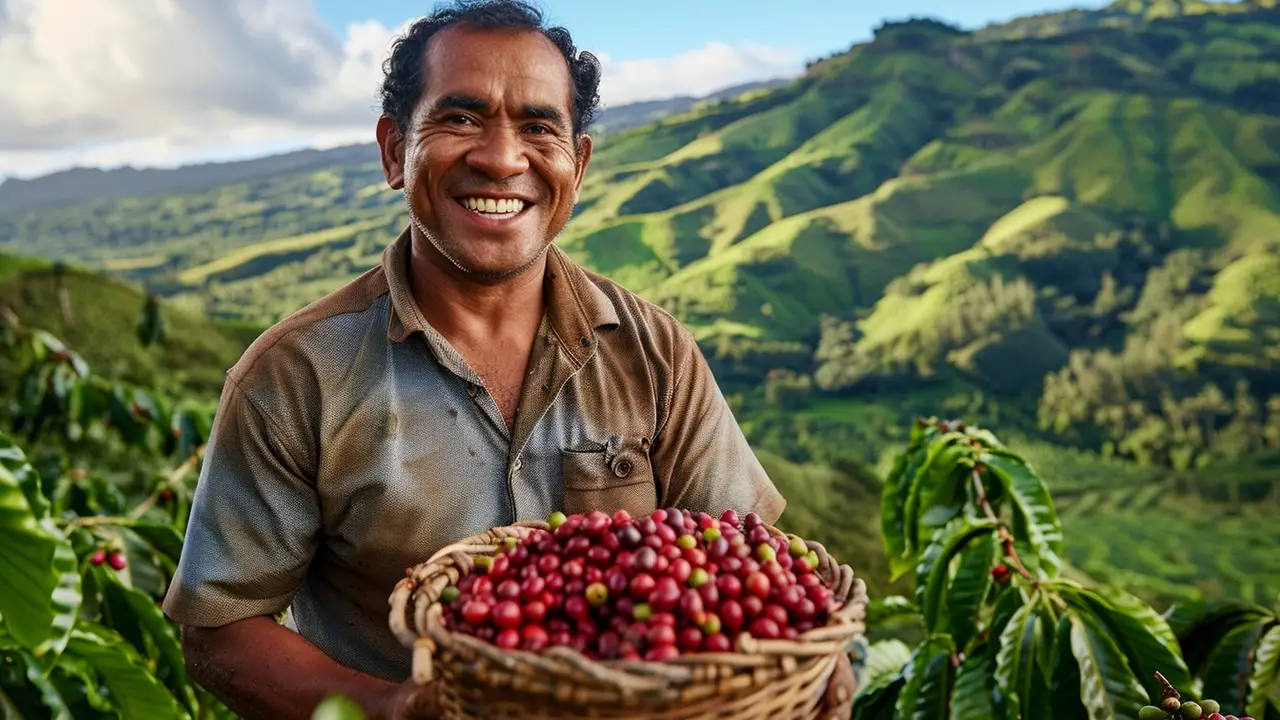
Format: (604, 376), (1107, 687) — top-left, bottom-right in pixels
(406, 234), (547, 348)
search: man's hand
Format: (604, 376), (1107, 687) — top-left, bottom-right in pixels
(820, 652), (858, 719)
(375, 679), (443, 720)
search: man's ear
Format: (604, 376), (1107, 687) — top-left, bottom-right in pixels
(376, 115), (406, 190)
(571, 134), (593, 201)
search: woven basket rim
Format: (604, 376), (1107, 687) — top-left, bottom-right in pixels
(388, 517), (869, 696)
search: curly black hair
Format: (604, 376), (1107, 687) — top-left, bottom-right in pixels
(380, 0), (602, 138)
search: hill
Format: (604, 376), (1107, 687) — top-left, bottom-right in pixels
(0, 254), (256, 398)
(1, 0), (1279, 607)
(0, 80), (792, 215)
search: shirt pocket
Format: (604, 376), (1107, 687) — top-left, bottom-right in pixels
(560, 434), (658, 517)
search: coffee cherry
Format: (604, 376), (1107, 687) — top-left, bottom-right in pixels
(1162, 698), (1181, 714)
(90, 549), (106, 566)
(1200, 701), (1220, 714)
(548, 511), (567, 529)
(720, 509), (740, 527)
(688, 568), (710, 588)
(586, 583), (609, 607)
(992, 564), (1011, 586)
(441, 586), (460, 604)
(1180, 702), (1202, 719)
(107, 552), (127, 571)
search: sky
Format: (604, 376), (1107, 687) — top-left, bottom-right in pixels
(0, 0), (1110, 183)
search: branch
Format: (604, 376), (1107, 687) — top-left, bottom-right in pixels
(971, 468), (1037, 583)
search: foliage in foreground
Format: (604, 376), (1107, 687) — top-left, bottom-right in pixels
(852, 418), (1280, 719)
(0, 321), (1277, 719)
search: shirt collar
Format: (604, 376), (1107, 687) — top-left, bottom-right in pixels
(382, 225), (620, 366)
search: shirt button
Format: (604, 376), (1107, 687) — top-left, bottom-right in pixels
(512, 457), (523, 473)
(613, 458), (632, 477)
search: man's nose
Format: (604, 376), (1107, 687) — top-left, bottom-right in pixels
(465, 125), (530, 180)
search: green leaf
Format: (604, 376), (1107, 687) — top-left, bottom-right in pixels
(901, 439), (971, 575)
(1068, 608), (1148, 720)
(894, 635), (956, 720)
(883, 431), (934, 580)
(866, 596), (920, 627)
(861, 639), (915, 697)
(312, 694), (368, 720)
(32, 526), (81, 660)
(951, 529), (999, 652)
(1049, 614), (1089, 720)
(853, 676), (904, 720)
(952, 649), (998, 720)
(1200, 616), (1274, 714)
(1248, 624), (1280, 719)
(916, 518), (998, 635)
(1167, 599), (1272, 675)
(995, 595), (1039, 720)
(0, 436), (48, 520)
(979, 451), (1063, 577)
(59, 624), (187, 720)
(1062, 584), (1192, 702)
(17, 649), (73, 720)
(97, 569), (198, 716)
(0, 459), (67, 649)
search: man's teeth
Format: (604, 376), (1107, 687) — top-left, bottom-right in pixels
(461, 197), (525, 214)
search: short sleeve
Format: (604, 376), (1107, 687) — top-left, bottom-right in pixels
(162, 376), (322, 628)
(650, 335), (786, 524)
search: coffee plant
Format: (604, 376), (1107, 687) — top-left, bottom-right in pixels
(851, 417), (1280, 719)
(2, 311), (1277, 719)
(0, 315), (226, 719)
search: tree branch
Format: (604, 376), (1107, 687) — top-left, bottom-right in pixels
(971, 468), (1037, 583)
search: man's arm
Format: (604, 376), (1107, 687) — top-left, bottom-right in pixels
(163, 378), (434, 719)
(181, 617), (424, 720)
(649, 329), (786, 523)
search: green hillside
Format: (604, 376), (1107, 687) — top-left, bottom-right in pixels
(1, 1), (1279, 608)
(0, 255), (256, 397)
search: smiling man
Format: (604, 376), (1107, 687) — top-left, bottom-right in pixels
(162, 2), (853, 719)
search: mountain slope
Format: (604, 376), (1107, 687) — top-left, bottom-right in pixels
(1, 3), (1279, 475)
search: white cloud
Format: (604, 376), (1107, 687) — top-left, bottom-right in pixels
(0, 0), (803, 180)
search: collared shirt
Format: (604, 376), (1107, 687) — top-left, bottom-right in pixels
(162, 226), (785, 681)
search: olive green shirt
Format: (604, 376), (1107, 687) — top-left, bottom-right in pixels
(162, 227), (785, 681)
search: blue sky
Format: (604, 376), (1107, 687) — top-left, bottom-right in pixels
(316, 0), (1109, 64)
(1, 0), (1114, 181)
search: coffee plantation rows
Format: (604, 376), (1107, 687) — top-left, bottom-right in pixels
(1, 316), (1279, 719)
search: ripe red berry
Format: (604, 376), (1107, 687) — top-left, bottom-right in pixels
(992, 564), (1012, 586)
(630, 573), (657, 599)
(588, 546), (613, 566)
(565, 595), (590, 620)
(522, 625), (549, 652)
(678, 590), (704, 620)
(645, 645), (680, 662)
(463, 600), (492, 625)
(678, 627), (703, 652)
(668, 558), (692, 585)
(649, 577), (681, 612)
(720, 509), (740, 527)
(611, 510), (633, 526)
(496, 628), (521, 649)
(704, 633), (732, 652)
(646, 625), (677, 648)
(90, 549), (106, 566)
(523, 600), (547, 624)
(493, 601), (523, 629)
(745, 572), (771, 599)
(497, 579), (521, 600)
(748, 617), (781, 639)
(107, 552), (127, 571)
(720, 600), (745, 631)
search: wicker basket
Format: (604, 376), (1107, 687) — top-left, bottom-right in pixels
(388, 519), (869, 720)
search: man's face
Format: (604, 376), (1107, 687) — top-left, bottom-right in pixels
(378, 24), (592, 280)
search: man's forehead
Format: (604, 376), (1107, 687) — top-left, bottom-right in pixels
(420, 25), (573, 104)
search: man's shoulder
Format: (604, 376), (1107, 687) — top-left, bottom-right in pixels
(227, 263), (391, 387)
(579, 267), (698, 351)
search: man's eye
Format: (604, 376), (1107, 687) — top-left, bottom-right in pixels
(526, 124), (551, 135)
(446, 115), (475, 125)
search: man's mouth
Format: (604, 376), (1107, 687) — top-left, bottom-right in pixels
(456, 196), (530, 220)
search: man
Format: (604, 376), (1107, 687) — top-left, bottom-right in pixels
(163, 2), (855, 718)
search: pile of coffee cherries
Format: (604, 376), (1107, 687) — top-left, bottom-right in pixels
(438, 508), (841, 661)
